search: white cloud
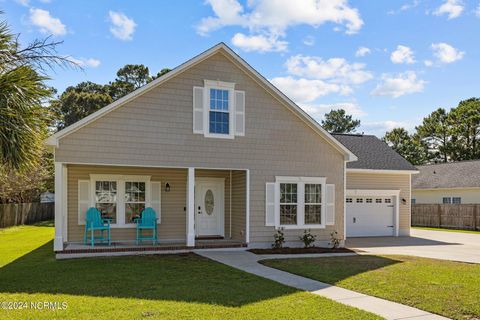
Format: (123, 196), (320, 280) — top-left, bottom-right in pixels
(424, 59), (433, 67)
(355, 46), (371, 57)
(285, 55), (373, 85)
(476, 2), (480, 17)
(303, 36), (315, 46)
(388, 0), (420, 15)
(431, 42), (464, 63)
(70, 57), (101, 68)
(198, 0), (363, 52)
(301, 102), (366, 122)
(231, 33), (287, 52)
(108, 11), (136, 41)
(270, 76), (349, 103)
(15, 0), (30, 6)
(29, 8), (66, 36)
(433, 0), (464, 19)
(371, 71), (426, 98)
(390, 45), (415, 64)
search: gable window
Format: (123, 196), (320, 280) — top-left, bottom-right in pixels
(193, 80), (245, 139)
(376, 198), (382, 203)
(411, 198), (416, 204)
(452, 197), (461, 204)
(95, 181), (117, 223)
(366, 198), (373, 203)
(209, 89), (230, 135)
(279, 183), (298, 225)
(346, 198), (353, 203)
(443, 197), (452, 204)
(356, 198), (363, 203)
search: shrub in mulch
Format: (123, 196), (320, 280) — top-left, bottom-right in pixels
(248, 247), (357, 255)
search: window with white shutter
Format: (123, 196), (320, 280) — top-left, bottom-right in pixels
(150, 181), (162, 224)
(78, 180), (91, 225)
(193, 87), (204, 134)
(234, 90), (245, 136)
(265, 182), (275, 226)
(193, 80), (245, 139)
(326, 184), (335, 225)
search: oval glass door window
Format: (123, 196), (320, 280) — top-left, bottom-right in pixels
(205, 189), (214, 215)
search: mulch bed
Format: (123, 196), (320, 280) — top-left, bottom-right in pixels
(248, 247), (356, 255)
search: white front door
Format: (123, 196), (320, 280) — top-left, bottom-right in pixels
(346, 196), (395, 237)
(195, 179), (224, 237)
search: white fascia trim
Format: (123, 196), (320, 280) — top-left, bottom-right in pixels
(45, 42), (357, 163)
(347, 168), (419, 174)
(346, 189), (400, 197)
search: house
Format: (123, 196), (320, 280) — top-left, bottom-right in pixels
(45, 43), (416, 254)
(332, 134), (418, 237)
(412, 160), (480, 204)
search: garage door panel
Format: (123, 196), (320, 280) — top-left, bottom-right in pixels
(346, 196), (394, 237)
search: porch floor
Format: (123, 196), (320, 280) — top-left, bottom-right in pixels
(61, 239), (247, 255)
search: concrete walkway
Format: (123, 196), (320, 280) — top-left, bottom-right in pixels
(196, 250), (449, 320)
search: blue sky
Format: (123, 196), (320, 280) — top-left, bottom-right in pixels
(3, 0), (480, 136)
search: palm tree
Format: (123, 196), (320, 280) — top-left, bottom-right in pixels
(0, 17), (73, 170)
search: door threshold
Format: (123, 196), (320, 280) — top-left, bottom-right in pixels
(195, 236), (224, 240)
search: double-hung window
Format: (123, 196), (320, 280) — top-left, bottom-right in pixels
(125, 181), (146, 223)
(276, 177), (326, 229)
(279, 183), (298, 225)
(209, 88), (230, 135)
(95, 181), (117, 223)
(89, 175), (152, 227)
(304, 184), (322, 224)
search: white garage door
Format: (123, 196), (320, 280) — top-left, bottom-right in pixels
(346, 196), (395, 237)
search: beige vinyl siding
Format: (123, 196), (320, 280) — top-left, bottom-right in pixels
(67, 165), (187, 242)
(57, 52), (346, 245)
(413, 188), (480, 204)
(347, 172), (411, 236)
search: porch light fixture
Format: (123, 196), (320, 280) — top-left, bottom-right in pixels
(402, 198), (407, 205)
(165, 183), (171, 192)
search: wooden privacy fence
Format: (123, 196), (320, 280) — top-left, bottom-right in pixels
(0, 202), (54, 228)
(412, 204), (480, 230)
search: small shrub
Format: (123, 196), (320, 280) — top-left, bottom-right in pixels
(299, 229), (317, 248)
(329, 231), (341, 249)
(272, 228), (285, 249)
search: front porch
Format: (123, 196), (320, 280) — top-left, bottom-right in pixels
(54, 164), (249, 255)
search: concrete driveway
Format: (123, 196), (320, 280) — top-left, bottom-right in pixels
(346, 228), (480, 263)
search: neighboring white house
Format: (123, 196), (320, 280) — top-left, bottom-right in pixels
(412, 160), (480, 204)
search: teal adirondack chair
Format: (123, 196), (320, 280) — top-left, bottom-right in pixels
(83, 207), (111, 247)
(135, 207), (158, 245)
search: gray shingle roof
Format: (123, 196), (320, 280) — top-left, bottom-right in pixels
(332, 133), (417, 171)
(412, 160), (480, 189)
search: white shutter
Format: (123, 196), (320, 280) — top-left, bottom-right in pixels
(326, 184), (335, 225)
(265, 182), (275, 226)
(150, 181), (161, 224)
(193, 87), (204, 134)
(78, 180), (91, 225)
(234, 90), (245, 136)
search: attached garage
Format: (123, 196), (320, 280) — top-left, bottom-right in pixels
(332, 133), (419, 238)
(346, 193), (397, 237)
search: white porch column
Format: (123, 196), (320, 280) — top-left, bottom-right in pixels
(186, 167), (195, 247)
(54, 162), (67, 251)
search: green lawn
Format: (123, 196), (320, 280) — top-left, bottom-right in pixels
(263, 255), (480, 320)
(413, 226), (480, 234)
(0, 223), (380, 320)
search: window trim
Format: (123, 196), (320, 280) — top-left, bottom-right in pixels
(203, 80), (235, 139)
(275, 176), (326, 229)
(89, 174), (152, 228)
